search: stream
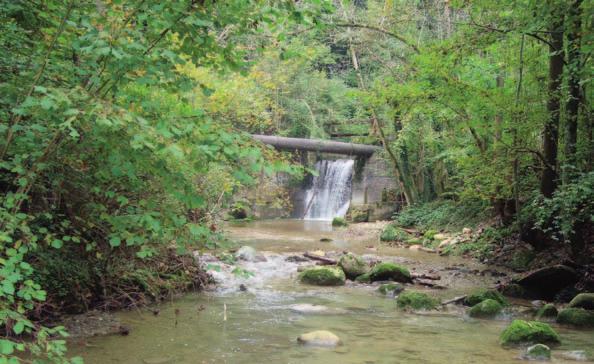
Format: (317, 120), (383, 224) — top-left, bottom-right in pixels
(69, 220), (594, 363)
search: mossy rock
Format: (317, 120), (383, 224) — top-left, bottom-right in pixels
(568, 293), (594, 310)
(380, 225), (410, 242)
(525, 344), (551, 360)
(501, 283), (528, 299)
(464, 289), (508, 306)
(378, 283), (404, 296)
(338, 253), (369, 280)
(350, 207), (369, 223)
(423, 229), (438, 240)
(469, 299), (503, 318)
(405, 238), (422, 245)
(500, 320), (561, 346)
(299, 266), (346, 286)
(556, 308), (594, 328)
(536, 304), (558, 319)
(366, 262), (412, 283)
(396, 291), (438, 310)
(332, 217), (348, 227)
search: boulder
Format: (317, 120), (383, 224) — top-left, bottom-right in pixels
(396, 291), (438, 310)
(517, 265), (579, 301)
(289, 304), (329, 314)
(568, 293), (594, 310)
(468, 299), (503, 318)
(556, 308), (594, 328)
(464, 289), (508, 306)
(524, 344), (551, 361)
(350, 207), (370, 223)
(357, 262), (412, 283)
(499, 320), (561, 346)
(501, 283), (528, 299)
(433, 233), (449, 241)
(299, 266), (346, 286)
(338, 253), (369, 280)
(331, 217), (347, 227)
(319, 237), (333, 242)
(378, 283), (404, 296)
(462, 227), (472, 235)
(297, 330), (342, 347)
(536, 304), (558, 319)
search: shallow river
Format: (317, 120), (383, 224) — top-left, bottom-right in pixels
(70, 220), (594, 363)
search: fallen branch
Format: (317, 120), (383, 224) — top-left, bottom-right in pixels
(411, 273), (441, 280)
(441, 295), (467, 305)
(303, 252), (337, 265)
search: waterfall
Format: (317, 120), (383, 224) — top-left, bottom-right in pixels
(303, 159), (354, 220)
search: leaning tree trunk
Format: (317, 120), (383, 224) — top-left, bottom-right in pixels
(251, 134), (380, 156)
(540, 15), (564, 198)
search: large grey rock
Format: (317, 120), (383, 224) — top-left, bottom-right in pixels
(235, 246), (266, 262)
(297, 330), (342, 347)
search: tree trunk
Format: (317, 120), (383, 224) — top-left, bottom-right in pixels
(564, 0), (582, 182)
(540, 15), (564, 198)
(252, 134), (380, 156)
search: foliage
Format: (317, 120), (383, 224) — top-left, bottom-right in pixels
(393, 200), (490, 232)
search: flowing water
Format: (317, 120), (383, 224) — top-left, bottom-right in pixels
(70, 220), (594, 364)
(303, 159), (354, 220)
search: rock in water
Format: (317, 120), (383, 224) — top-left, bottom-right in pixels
(299, 266), (346, 286)
(464, 289), (507, 306)
(500, 320), (561, 346)
(356, 262), (411, 283)
(297, 330), (342, 347)
(536, 304), (558, 319)
(568, 293), (594, 310)
(338, 253), (369, 279)
(524, 344), (551, 361)
(235, 246), (264, 262)
(559, 350), (588, 361)
(517, 265), (578, 301)
(396, 291), (438, 310)
(378, 283), (404, 296)
(289, 304), (329, 314)
(556, 308), (594, 328)
(468, 299), (503, 318)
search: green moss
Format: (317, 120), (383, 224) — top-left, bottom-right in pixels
(299, 266), (346, 286)
(380, 225), (410, 242)
(350, 207), (369, 223)
(556, 308), (594, 328)
(355, 272), (371, 283)
(367, 262), (411, 283)
(332, 217), (348, 227)
(423, 229), (438, 240)
(468, 299), (503, 318)
(525, 344), (551, 360)
(338, 253), (369, 279)
(568, 293), (594, 310)
(500, 320), (561, 346)
(378, 283), (404, 295)
(464, 289), (508, 306)
(536, 304), (558, 319)
(396, 291), (438, 310)
(501, 283), (528, 299)
(405, 238), (422, 245)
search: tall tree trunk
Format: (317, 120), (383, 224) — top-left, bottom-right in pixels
(564, 0), (582, 182)
(540, 14), (564, 198)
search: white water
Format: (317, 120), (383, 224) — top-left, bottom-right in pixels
(303, 159), (354, 220)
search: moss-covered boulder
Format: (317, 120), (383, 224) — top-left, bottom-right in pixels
(299, 266), (346, 286)
(350, 207), (370, 223)
(536, 304), (558, 319)
(338, 253), (369, 279)
(525, 344), (551, 360)
(500, 320), (561, 346)
(331, 217), (347, 227)
(501, 283), (528, 299)
(380, 225), (410, 242)
(396, 291), (438, 310)
(378, 283), (404, 296)
(365, 262), (412, 283)
(568, 293), (594, 310)
(468, 299), (503, 318)
(464, 289), (508, 306)
(556, 308), (594, 328)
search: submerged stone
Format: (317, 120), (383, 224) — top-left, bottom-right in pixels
(568, 293), (594, 310)
(464, 288), (507, 306)
(235, 246), (266, 262)
(297, 330), (342, 347)
(378, 283), (405, 296)
(468, 298), (502, 318)
(536, 304), (558, 319)
(524, 344), (551, 361)
(559, 350), (588, 361)
(500, 320), (561, 346)
(289, 304), (329, 314)
(338, 253), (369, 279)
(396, 291), (438, 310)
(556, 308), (594, 328)
(299, 266), (346, 286)
(362, 262), (412, 283)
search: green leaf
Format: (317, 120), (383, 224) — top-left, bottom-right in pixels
(13, 322), (24, 335)
(51, 239), (63, 249)
(109, 236), (121, 247)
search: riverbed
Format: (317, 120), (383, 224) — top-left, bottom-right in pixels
(69, 220), (594, 363)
